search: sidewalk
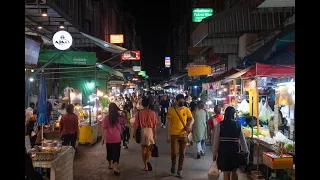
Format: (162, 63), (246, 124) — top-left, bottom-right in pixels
(74, 114), (249, 180)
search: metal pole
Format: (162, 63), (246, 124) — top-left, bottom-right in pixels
(26, 51), (64, 108)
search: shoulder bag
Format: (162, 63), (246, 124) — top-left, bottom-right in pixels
(235, 122), (248, 166)
(150, 144), (159, 157)
(135, 112), (142, 143)
(173, 107), (188, 137)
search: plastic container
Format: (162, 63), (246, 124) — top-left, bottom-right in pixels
(237, 117), (247, 126)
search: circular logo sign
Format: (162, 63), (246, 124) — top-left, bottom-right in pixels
(52, 30), (73, 50)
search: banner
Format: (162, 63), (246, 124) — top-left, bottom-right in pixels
(132, 66), (141, 72)
(25, 38), (40, 65)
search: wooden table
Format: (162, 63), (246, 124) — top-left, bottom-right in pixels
(33, 146), (75, 180)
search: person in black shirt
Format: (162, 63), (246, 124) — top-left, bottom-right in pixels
(159, 95), (169, 128)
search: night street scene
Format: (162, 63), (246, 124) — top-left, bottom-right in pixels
(25, 0), (295, 180)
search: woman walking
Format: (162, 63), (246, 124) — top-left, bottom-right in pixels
(59, 104), (79, 149)
(212, 106), (249, 180)
(192, 101), (208, 159)
(101, 103), (126, 176)
(134, 98), (158, 171)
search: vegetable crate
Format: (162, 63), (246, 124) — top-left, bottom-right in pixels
(263, 152), (293, 169)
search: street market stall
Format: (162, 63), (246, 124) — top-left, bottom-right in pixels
(28, 49), (123, 146)
(239, 63), (295, 178)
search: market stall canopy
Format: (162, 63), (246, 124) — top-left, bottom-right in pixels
(207, 68), (240, 83)
(220, 66), (253, 84)
(39, 50), (96, 66)
(241, 63), (295, 78)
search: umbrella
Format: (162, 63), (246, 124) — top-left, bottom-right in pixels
(36, 72), (48, 140)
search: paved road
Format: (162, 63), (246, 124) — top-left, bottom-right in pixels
(74, 113), (249, 180)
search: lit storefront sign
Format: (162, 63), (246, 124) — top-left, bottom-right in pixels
(192, 8), (214, 22)
(110, 34), (124, 44)
(165, 57), (171, 68)
(138, 71), (146, 76)
(122, 50), (141, 60)
(52, 30), (73, 50)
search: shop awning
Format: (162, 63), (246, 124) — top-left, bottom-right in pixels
(207, 68), (240, 83)
(243, 24), (295, 66)
(220, 66), (253, 84)
(38, 49), (97, 66)
(241, 63), (295, 78)
(97, 64), (124, 79)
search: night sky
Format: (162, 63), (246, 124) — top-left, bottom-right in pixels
(123, 0), (171, 79)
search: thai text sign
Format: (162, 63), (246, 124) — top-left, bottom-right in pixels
(192, 8), (214, 22)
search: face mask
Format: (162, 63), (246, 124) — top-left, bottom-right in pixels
(178, 101), (183, 107)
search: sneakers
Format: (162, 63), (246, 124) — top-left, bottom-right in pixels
(176, 171), (183, 179)
(171, 165), (176, 174)
(201, 151), (205, 156)
(163, 125), (166, 128)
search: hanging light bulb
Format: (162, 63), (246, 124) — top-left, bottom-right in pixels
(38, 22), (43, 29)
(59, 22), (65, 29)
(31, 69), (34, 72)
(41, 8), (48, 17)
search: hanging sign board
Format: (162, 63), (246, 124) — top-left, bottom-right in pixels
(110, 34), (124, 44)
(52, 30), (73, 50)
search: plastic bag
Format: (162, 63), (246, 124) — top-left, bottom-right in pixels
(259, 103), (268, 122)
(238, 100), (249, 115)
(208, 162), (220, 180)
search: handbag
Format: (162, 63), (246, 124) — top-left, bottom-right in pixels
(173, 107), (188, 137)
(235, 122), (248, 166)
(150, 144), (159, 157)
(135, 112), (142, 143)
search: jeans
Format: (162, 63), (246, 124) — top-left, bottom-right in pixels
(196, 140), (206, 152)
(61, 133), (77, 149)
(171, 135), (188, 171)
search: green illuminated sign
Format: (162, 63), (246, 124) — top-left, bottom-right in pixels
(145, 75), (149, 79)
(138, 71), (146, 76)
(192, 8), (214, 22)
